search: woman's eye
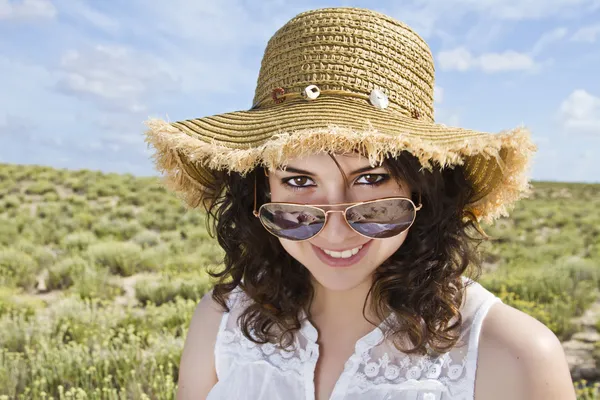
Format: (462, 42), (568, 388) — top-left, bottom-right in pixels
(284, 176), (315, 187)
(356, 174), (387, 185)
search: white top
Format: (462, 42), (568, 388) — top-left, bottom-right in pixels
(207, 277), (502, 400)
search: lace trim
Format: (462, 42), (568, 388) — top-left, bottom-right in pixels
(344, 349), (471, 398)
(217, 327), (318, 377)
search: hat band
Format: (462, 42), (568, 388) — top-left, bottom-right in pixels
(251, 86), (422, 120)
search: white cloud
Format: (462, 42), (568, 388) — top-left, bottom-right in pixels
(437, 47), (537, 73)
(388, 0), (600, 38)
(558, 89), (600, 135)
(128, 0), (294, 46)
(57, 0), (119, 34)
(437, 48), (474, 71)
(571, 24), (600, 43)
(0, 0), (56, 20)
(56, 45), (179, 114)
(531, 27), (568, 55)
(467, 0), (600, 20)
(478, 51), (537, 72)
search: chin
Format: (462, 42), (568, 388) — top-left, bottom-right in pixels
(310, 270), (373, 292)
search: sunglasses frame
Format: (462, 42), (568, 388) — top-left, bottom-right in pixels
(252, 168), (423, 241)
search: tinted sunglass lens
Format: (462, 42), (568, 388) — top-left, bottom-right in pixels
(259, 204), (326, 240)
(346, 199), (416, 238)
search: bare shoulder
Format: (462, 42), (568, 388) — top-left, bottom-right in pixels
(474, 301), (576, 400)
(176, 289), (227, 400)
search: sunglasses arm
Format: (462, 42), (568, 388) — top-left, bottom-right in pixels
(253, 168), (268, 217)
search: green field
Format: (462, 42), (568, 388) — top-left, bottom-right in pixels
(0, 163), (599, 399)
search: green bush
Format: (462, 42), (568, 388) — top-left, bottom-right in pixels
(0, 287), (45, 318)
(132, 230), (161, 248)
(61, 231), (98, 252)
(0, 248), (39, 289)
(0, 222), (19, 246)
(135, 273), (213, 306)
(112, 205), (138, 219)
(93, 218), (142, 240)
(47, 256), (89, 291)
(25, 181), (57, 196)
(71, 265), (124, 301)
(87, 242), (150, 277)
(0, 194), (20, 210)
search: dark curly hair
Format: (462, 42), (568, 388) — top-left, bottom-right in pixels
(202, 151), (486, 355)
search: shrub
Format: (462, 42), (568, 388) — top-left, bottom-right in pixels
(0, 222), (19, 246)
(47, 256), (89, 291)
(131, 230), (161, 248)
(43, 191), (60, 202)
(25, 181), (57, 196)
(61, 231), (98, 252)
(71, 266), (124, 301)
(1, 195), (20, 210)
(72, 212), (96, 230)
(0, 248), (38, 289)
(0, 287), (45, 318)
(135, 273), (213, 306)
(86, 242), (148, 277)
(92, 218), (142, 240)
(13, 241), (57, 269)
(112, 205), (138, 219)
(120, 192), (144, 206)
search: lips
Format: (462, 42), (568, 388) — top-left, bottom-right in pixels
(311, 240), (372, 268)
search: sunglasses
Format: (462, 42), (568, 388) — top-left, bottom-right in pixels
(252, 169), (422, 241)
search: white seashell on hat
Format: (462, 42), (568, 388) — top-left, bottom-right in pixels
(369, 89), (389, 109)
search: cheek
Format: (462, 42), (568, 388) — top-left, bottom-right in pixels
(279, 239), (304, 261)
(375, 230), (409, 259)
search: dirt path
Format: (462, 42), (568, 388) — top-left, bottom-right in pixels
(111, 273), (161, 306)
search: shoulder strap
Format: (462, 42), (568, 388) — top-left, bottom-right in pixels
(214, 287), (245, 380)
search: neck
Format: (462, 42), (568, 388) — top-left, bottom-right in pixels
(307, 275), (381, 333)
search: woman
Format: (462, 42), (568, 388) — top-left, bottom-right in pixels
(144, 7), (575, 400)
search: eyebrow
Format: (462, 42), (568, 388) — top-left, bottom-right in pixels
(276, 165), (382, 176)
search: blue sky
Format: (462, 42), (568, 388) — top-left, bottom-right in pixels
(1, 0), (599, 182)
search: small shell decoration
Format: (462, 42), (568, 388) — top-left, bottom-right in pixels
(302, 84), (321, 100)
(272, 87), (286, 103)
(369, 89), (389, 109)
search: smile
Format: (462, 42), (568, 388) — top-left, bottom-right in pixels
(311, 240), (373, 268)
(319, 245), (363, 258)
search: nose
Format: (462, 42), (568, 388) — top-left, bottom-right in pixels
(317, 209), (357, 242)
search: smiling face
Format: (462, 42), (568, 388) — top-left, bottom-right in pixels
(266, 152), (413, 292)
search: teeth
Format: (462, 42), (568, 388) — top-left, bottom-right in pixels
(322, 245), (363, 259)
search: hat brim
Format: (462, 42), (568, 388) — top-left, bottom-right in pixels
(144, 96), (536, 223)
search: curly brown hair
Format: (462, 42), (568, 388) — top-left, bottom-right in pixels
(201, 151), (485, 356)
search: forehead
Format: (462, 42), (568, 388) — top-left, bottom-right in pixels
(274, 152), (381, 174)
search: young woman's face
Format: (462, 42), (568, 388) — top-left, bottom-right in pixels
(267, 152), (412, 292)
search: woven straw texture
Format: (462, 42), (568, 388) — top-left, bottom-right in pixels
(144, 7), (537, 223)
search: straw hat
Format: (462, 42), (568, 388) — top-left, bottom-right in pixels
(144, 7), (536, 223)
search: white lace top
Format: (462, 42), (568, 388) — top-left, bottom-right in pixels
(207, 277), (501, 400)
